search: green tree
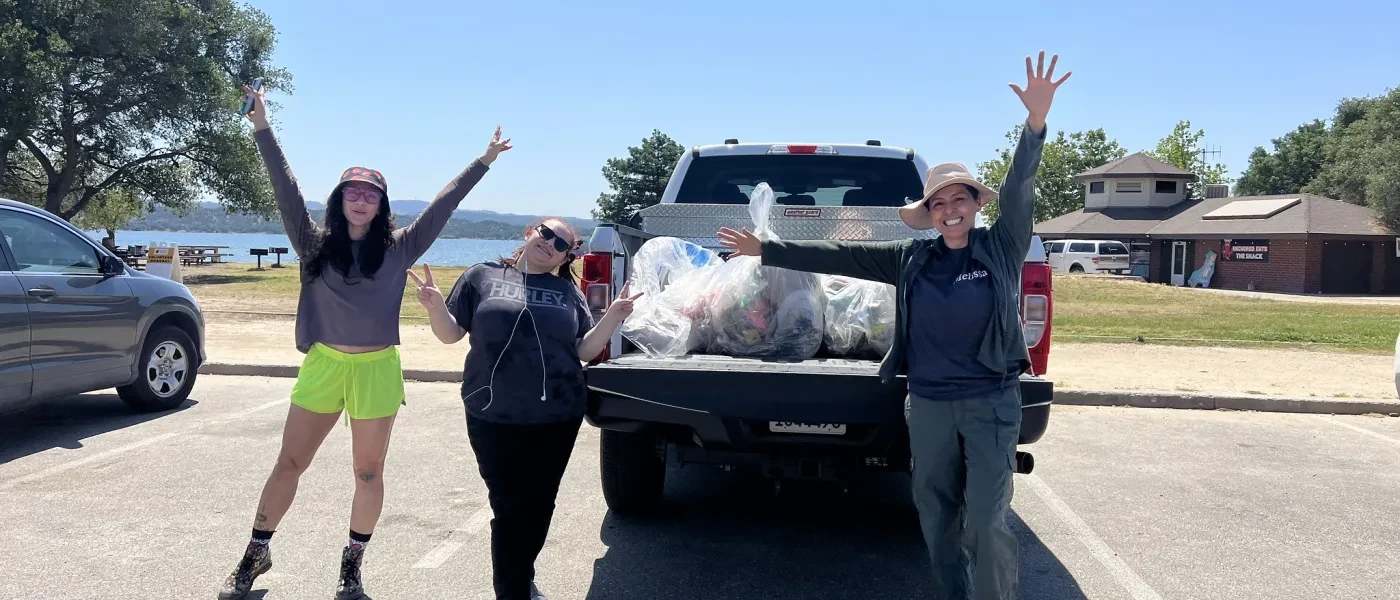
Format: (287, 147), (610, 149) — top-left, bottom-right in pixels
(592, 129), (684, 223)
(71, 187), (147, 244)
(1149, 120), (1228, 197)
(977, 127), (1127, 222)
(1233, 120), (1328, 197)
(0, 0), (289, 222)
(1303, 89), (1400, 232)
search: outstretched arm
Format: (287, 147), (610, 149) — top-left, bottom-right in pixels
(410, 265), (467, 343)
(396, 127), (513, 260)
(244, 85), (316, 257)
(718, 228), (908, 285)
(988, 51), (1069, 267)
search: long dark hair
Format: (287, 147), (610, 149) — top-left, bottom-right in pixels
(498, 218), (579, 284)
(303, 184), (396, 281)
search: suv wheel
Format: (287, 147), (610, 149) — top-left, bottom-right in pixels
(600, 429), (665, 515)
(1069, 264), (1085, 273)
(117, 326), (198, 412)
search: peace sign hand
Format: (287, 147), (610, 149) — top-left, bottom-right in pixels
(480, 126), (513, 166)
(407, 264), (445, 310)
(603, 282), (645, 323)
(1010, 50), (1071, 131)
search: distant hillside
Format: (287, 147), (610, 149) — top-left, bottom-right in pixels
(197, 202), (594, 230)
(139, 206), (593, 240)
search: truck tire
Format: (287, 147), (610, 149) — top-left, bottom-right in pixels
(600, 429), (665, 515)
(117, 326), (198, 412)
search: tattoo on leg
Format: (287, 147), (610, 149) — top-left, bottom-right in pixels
(256, 503), (268, 524)
(358, 471), (376, 483)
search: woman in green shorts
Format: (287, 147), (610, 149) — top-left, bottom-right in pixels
(217, 85), (511, 600)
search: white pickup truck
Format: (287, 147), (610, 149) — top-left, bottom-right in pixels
(578, 139), (1056, 514)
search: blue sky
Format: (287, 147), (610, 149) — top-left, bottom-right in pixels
(244, 0), (1400, 220)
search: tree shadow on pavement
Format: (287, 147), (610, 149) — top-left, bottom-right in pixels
(0, 393), (196, 464)
(584, 466), (1088, 600)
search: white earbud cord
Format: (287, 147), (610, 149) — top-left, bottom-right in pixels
(462, 252), (550, 411)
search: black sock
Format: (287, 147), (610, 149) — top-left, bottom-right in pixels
(348, 529), (372, 551)
(250, 528), (274, 547)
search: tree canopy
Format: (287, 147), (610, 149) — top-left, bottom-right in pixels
(1148, 120), (1229, 198)
(977, 126), (1126, 223)
(0, 0), (289, 222)
(592, 129), (684, 224)
(1302, 89), (1400, 232)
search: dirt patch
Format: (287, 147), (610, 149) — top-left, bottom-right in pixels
(203, 314), (1399, 401)
(1046, 342), (1395, 400)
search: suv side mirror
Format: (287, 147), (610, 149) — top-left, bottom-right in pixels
(101, 254), (127, 275)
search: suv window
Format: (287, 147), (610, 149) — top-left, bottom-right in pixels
(0, 210), (102, 273)
(673, 155), (925, 207)
(1068, 242), (1095, 253)
(1048, 242), (1065, 253)
(1098, 242), (1129, 255)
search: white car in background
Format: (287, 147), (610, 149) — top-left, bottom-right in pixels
(1044, 239), (1131, 275)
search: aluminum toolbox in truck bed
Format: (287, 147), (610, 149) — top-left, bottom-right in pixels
(585, 353), (1052, 451)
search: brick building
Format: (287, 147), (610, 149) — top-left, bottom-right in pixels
(1035, 155), (1398, 294)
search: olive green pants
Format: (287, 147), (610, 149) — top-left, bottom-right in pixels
(905, 386), (1021, 600)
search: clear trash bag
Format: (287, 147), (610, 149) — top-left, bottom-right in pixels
(821, 275), (897, 358)
(629, 237), (722, 297)
(704, 183), (826, 359)
(621, 261), (724, 358)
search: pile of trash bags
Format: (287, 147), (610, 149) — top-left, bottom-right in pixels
(622, 183), (896, 361)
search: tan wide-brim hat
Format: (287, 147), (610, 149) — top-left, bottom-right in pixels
(898, 162), (998, 231)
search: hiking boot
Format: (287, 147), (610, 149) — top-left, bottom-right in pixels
(217, 543), (272, 600)
(335, 545), (368, 600)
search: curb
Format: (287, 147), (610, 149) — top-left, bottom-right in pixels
(198, 362), (1400, 417)
(1055, 389), (1400, 416)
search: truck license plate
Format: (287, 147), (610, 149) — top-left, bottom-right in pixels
(769, 421), (847, 435)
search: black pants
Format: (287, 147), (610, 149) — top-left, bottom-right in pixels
(466, 415), (582, 600)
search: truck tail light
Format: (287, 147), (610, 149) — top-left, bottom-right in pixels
(580, 252), (613, 363)
(1021, 262), (1053, 376)
(766, 144), (837, 155)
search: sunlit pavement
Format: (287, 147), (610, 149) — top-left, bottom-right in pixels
(3, 375), (1397, 599)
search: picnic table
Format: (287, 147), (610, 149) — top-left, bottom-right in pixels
(179, 245), (231, 266)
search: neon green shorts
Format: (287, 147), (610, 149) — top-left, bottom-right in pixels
(290, 343), (406, 421)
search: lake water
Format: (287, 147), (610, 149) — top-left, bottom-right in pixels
(95, 230), (523, 267)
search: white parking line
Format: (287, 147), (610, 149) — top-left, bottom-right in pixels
(413, 504), (494, 569)
(1023, 474), (1164, 600)
(1314, 415), (1400, 447)
(1, 396), (288, 490)
(1, 432), (180, 490)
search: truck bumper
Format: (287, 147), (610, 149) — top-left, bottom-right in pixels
(585, 360), (1052, 454)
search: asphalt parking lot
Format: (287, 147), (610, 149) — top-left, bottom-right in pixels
(2, 375), (1398, 600)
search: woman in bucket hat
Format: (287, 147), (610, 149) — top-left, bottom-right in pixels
(718, 52), (1070, 599)
(216, 85), (511, 600)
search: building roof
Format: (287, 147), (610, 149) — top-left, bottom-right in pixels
(1034, 194), (1391, 239)
(1075, 152), (1199, 181)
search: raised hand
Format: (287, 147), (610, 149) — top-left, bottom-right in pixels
(1009, 51), (1071, 132)
(480, 126), (513, 165)
(717, 227), (762, 257)
(241, 84), (269, 129)
(407, 264), (445, 310)
(604, 282), (645, 322)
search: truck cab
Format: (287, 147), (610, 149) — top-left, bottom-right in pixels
(579, 139), (1054, 514)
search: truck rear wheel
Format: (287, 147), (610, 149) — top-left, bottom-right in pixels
(600, 429), (665, 515)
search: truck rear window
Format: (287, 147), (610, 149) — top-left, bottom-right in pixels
(673, 155), (925, 207)
(1098, 243), (1128, 255)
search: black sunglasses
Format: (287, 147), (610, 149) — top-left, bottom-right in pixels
(536, 224), (579, 253)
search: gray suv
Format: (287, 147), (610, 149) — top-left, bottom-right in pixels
(0, 199), (205, 415)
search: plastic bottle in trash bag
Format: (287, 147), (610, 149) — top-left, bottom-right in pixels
(629, 237), (722, 297)
(822, 275), (897, 358)
(705, 183), (825, 359)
